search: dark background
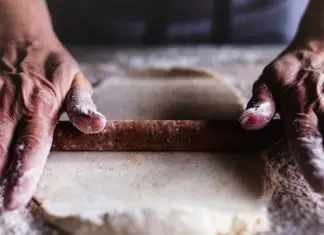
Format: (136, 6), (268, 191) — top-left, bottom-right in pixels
(47, 0), (308, 45)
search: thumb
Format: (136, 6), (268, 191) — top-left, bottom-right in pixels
(239, 80), (276, 130)
(65, 72), (106, 134)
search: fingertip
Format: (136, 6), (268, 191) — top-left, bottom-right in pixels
(66, 90), (107, 134)
(89, 112), (106, 133)
(240, 112), (266, 130)
(239, 110), (271, 130)
(239, 101), (275, 130)
(69, 110), (106, 134)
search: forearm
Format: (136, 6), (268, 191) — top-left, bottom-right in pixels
(0, 0), (55, 43)
(294, 0), (324, 43)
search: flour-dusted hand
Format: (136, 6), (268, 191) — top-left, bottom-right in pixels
(0, 0), (106, 210)
(240, 0), (324, 193)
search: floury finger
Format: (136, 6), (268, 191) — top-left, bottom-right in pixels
(4, 119), (53, 210)
(240, 81), (276, 130)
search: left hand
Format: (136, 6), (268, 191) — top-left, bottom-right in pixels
(239, 41), (324, 193)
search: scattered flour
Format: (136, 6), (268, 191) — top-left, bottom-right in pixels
(66, 91), (106, 133)
(0, 185), (41, 235)
(262, 140), (324, 235)
(0, 138), (54, 235)
(0, 208), (40, 235)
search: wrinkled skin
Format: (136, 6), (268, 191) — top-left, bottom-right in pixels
(0, 39), (106, 210)
(240, 0), (324, 194)
(240, 41), (324, 193)
(0, 39), (107, 210)
(0, 0), (106, 210)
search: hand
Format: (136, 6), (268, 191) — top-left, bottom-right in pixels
(240, 41), (324, 193)
(0, 38), (106, 210)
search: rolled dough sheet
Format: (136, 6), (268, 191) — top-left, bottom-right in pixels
(61, 66), (244, 120)
(35, 67), (270, 234)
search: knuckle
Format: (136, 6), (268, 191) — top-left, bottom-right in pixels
(16, 136), (42, 154)
(0, 112), (16, 123)
(46, 51), (79, 74)
(33, 88), (55, 106)
(29, 88), (58, 116)
(262, 61), (281, 79)
(263, 56), (301, 86)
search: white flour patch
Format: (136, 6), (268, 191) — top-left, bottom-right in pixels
(73, 103), (102, 117)
(0, 185), (41, 235)
(244, 101), (273, 117)
(0, 209), (40, 235)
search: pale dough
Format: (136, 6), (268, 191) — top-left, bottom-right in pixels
(35, 67), (270, 234)
(61, 66), (244, 120)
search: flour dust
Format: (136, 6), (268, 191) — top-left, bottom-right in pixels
(0, 185), (41, 235)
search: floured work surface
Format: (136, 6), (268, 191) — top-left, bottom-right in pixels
(261, 141), (324, 235)
(34, 67), (270, 235)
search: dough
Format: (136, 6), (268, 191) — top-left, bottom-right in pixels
(35, 67), (270, 234)
(92, 66), (244, 120)
(35, 152), (268, 235)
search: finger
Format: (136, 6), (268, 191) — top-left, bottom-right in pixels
(285, 112), (324, 193)
(239, 80), (276, 130)
(4, 118), (53, 210)
(65, 72), (106, 134)
(0, 119), (16, 179)
(0, 77), (20, 180)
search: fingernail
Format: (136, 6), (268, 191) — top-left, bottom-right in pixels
(92, 114), (106, 131)
(239, 101), (274, 130)
(71, 110), (106, 134)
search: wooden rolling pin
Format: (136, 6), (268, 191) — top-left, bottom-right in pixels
(51, 120), (284, 152)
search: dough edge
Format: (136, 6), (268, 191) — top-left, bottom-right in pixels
(37, 203), (269, 235)
(116, 66), (246, 113)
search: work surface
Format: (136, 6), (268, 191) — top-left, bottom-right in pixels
(3, 45), (322, 235)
